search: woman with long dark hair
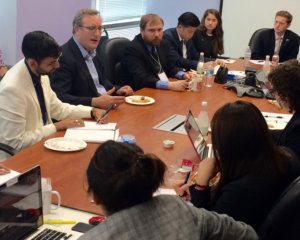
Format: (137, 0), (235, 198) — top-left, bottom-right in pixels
(193, 9), (224, 59)
(178, 101), (300, 231)
(80, 140), (257, 239)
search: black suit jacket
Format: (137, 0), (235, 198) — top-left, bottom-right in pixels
(163, 28), (199, 70)
(118, 34), (181, 91)
(251, 29), (300, 62)
(50, 38), (114, 106)
(272, 111), (300, 161)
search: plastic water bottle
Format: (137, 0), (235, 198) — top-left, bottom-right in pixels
(263, 55), (271, 77)
(197, 101), (210, 137)
(197, 52), (205, 74)
(244, 46), (251, 66)
(204, 61), (214, 87)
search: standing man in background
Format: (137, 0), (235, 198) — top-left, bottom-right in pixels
(251, 10), (299, 62)
(50, 8), (133, 109)
(119, 14), (192, 92)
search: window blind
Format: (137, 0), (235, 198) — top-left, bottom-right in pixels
(95, 0), (146, 24)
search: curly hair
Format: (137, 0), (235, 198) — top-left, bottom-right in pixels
(268, 59), (300, 112)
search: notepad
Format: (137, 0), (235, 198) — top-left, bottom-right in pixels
(64, 121), (118, 143)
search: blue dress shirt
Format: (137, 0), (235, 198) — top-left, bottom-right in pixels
(73, 36), (106, 95)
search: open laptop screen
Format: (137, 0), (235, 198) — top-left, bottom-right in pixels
(0, 166), (43, 240)
(184, 110), (209, 161)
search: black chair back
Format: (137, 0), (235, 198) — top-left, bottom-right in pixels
(248, 28), (268, 51)
(99, 37), (130, 84)
(259, 176), (300, 240)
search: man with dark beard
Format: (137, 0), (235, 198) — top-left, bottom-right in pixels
(118, 14), (192, 91)
(0, 31), (106, 161)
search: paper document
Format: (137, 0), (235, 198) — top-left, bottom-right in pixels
(250, 60), (265, 65)
(0, 169), (20, 185)
(64, 121), (118, 143)
(262, 112), (292, 130)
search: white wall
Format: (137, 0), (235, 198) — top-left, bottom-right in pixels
(147, 0), (220, 30)
(0, 0), (17, 65)
(222, 0), (300, 58)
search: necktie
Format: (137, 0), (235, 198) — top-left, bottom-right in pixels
(274, 38), (282, 55)
(34, 80), (47, 125)
(151, 46), (159, 61)
(182, 40), (187, 59)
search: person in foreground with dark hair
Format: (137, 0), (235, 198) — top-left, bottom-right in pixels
(80, 140), (258, 240)
(0, 31), (107, 161)
(269, 59), (300, 160)
(164, 12), (225, 70)
(177, 101), (300, 231)
(192, 9), (224, 59)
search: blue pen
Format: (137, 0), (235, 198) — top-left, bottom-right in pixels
(183, 172), (190, 185)
(97, 104), (114, 124)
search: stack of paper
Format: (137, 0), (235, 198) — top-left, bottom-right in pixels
(64, 121), (118, 143)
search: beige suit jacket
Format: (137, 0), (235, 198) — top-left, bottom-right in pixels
(0, 59), (92, 160)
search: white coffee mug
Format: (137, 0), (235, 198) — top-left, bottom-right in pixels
(188, 75), (202, 92)
(42, 189), (61, 215)
(41, 178), (61, 215)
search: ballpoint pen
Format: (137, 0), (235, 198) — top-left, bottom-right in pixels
(97, 104), (114, 124)
(183, 172), (190, 185)
(43, 220), (76, 224)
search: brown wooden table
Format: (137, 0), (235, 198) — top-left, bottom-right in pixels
(3, 60), (285, 214)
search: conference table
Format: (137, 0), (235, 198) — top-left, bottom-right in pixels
(3, 60), (286, 215)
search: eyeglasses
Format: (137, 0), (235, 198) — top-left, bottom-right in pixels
(79, 25), (103, 32)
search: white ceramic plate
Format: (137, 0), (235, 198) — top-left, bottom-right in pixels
(125, 95), (155, 105)
(44, 137), (87, 152)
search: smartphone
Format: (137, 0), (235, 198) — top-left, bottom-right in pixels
(71, 222), (94, 233)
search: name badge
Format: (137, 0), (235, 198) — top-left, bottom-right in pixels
(158, 71), (169, 81)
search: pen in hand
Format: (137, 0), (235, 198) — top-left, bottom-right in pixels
(183, 172), (190, 185)
(97, 104), (114, 124)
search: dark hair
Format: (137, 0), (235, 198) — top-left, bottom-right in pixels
(199, 9), (224, 55)
(211, 101), (291, 199)
(276, 10), (293, 24)
(268, 59), (300, 112)
(22, 31), (61, 64)
(86, 140), (166, 214)
(140, 14), (164, 30)
(178, 12), (200, 27)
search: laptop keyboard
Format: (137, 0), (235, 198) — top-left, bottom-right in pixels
(32, 228), (72, 240)
(200, 144), (213, 160)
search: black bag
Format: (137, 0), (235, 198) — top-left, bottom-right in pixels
(214, 66), (228, 84)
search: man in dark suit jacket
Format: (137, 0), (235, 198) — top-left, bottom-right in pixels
(163, 12), (200, 70)
(268, 59), (300, 161)
(119, 14), (192, 92)
(50, 8), (133, 109)
(251, 11), (299, 62)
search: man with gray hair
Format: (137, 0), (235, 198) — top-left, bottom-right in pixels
(50, 8), (133, 109)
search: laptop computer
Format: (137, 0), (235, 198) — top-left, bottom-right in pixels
(184, 110), (213, 161)
(0, 165), (80, 240)
(255, 69), (275, 99)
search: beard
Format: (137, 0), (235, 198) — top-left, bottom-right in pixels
(35, 65), (56, 76)
(143, 35), (162, 46)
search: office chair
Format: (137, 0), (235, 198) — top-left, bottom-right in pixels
(0, 143), (17, 157)
(248, 28), (268, 51)
(96, 28), (109, 58)
(258, 176), (300, 240)
(99, 37), (130, 84)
